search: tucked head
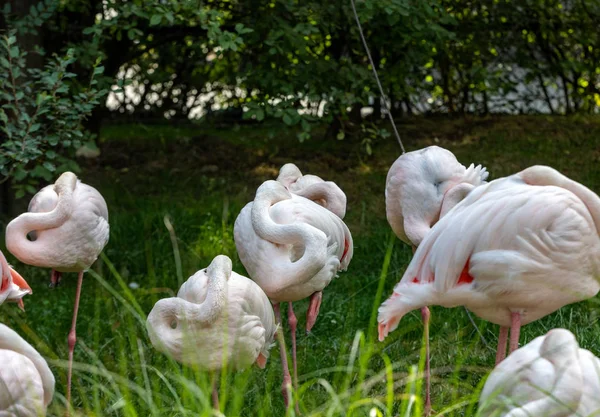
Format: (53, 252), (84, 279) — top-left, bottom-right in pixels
(385, 146), (488, 247)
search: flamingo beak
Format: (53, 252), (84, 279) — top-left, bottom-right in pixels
(255, 353), (268, 369)
(10, 267), (32, 294)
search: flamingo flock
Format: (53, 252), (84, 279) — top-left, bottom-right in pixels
(1, 146), (600, 417)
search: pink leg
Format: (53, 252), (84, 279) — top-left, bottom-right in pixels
(211, 372), (220, 410)
(496, 326), (509, 365)
(50, 269), (62, 288)
(274, 303), (293, 409)
(66, 271), (84, 416)
(288, 302), (298, 392)
(306, 291), (322, 333)
(509, 312), (521, 353)
(421, 306), (431, 416)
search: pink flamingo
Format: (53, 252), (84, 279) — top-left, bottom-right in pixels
(385, 146), (488, 412)
(234, 169), (353, 409)
(146, 255), (276, 410)
(6, 172), (109, 411)
(379, 165), (600, 410)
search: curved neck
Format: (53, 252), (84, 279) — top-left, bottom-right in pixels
(293, 182), (347, 219)
(190, 266), (228, 324)
(5, 185), (74, 264)
(0, 324), (55, 406)
(439, 183), (475, 218)
(251, 181), (327, 284)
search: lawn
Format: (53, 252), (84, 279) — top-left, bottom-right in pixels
(1, 115), (600, 416)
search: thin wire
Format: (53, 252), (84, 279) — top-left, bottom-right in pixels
(349, 0), (406, 154)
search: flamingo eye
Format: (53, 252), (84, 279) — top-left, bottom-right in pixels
(170, 319), (178, 329)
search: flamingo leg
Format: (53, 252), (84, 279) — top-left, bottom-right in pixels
(288, 302), (299, 392)
(211, 372), (220, 410)
(66, 271), (84, 415)
(496, 326), (509, 365)
(421, 306), (431, 416)
(306, 291), (322, 333)
(274, 303), (293, 410)
(50, 269), (62, 288)
(509, 312), (521, 354)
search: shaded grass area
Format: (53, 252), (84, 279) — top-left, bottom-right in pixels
(1, 115), (600, 416)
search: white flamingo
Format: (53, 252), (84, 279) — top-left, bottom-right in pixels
(0, 323), (55, 417)
(385, 146), (489, 412)
(378, 165), (600, 409)
(5, 172), (109, 409)
(0, 250), (31, 309)
(479, 328), (600, 416)
(234, 177), (353, 407)
(146, 255), (276, 409)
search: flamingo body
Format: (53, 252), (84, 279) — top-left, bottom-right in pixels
(479, 328), (600, 416)
(146, 255), (276, 371)
(0, 324), (55, 417)
(6, 172), (109, 272)
(234, 180), (353, 302)
(378, 166), (600, 339)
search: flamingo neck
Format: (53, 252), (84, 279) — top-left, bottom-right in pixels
(251, 181), (327, 284)
(5, 183), (74, 265)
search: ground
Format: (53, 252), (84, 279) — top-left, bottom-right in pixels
(1, 115), (600, 416)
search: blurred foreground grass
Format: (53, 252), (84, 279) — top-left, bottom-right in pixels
(1, 115), (600, 416)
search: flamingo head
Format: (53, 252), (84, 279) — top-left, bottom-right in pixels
(276, 163), (303, 188)
(385, 146), (488, 246)
(0, 250), (32, 310)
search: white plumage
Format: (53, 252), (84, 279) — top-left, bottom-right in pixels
(0, 324), (55, 417)
(234, 179), (353, 303)
(385, 146), (488, 247)
(146, 255), (276, 371)
(6, 171), (109, 272)
(276, 163), (347, 219)
(479, 328), (600, 416)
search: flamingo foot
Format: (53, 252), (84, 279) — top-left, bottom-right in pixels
(50, 269), (62, 288)
(306, 291), (322, 333)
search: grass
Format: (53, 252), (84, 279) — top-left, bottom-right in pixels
(1, 114), (600, 416)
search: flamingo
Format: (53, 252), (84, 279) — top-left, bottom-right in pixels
(146, 255), (276, 409)
(385, 146), (489, 412)
(234, 177), (353, 408)
(0, 323), (55, 417)
(0, 249), (31, 309)
(479, 328), (600, 416)
(378, 165), (600, 409)
(5, 171), (109, 410)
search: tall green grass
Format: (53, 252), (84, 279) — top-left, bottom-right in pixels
(1, 115), (600, 416)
